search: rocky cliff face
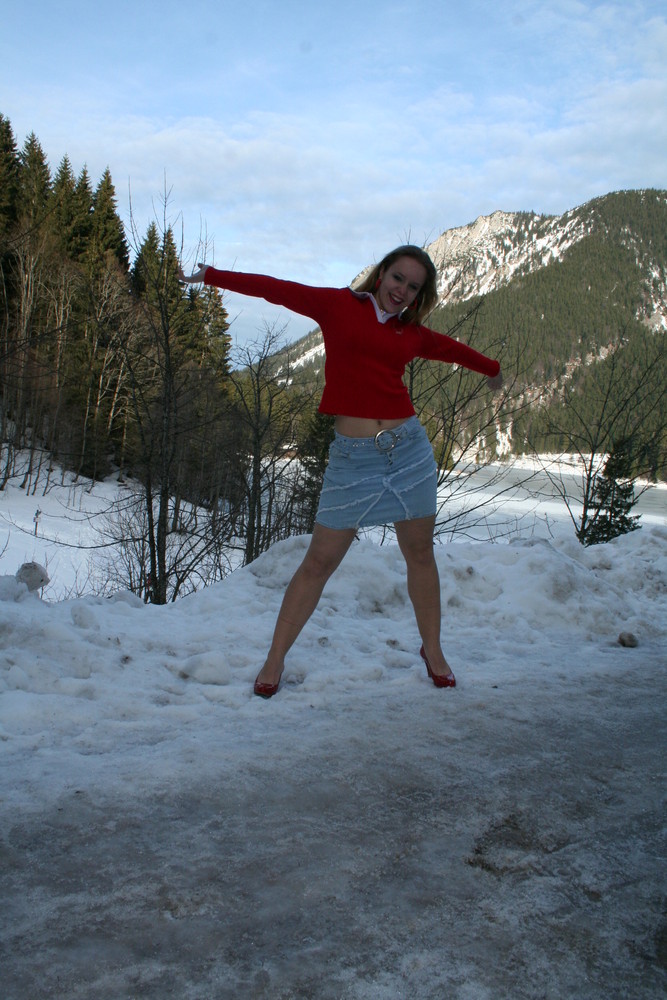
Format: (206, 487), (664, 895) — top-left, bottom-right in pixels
(427, 208), (589, 303)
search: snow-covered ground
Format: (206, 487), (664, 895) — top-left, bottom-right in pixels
(1, 459), (666, 999)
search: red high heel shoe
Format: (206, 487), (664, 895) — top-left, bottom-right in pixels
(420, 645), (456, 688)
(253, 673), (282, 698)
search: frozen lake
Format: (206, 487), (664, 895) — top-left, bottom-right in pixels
(428, 461), (666, 544)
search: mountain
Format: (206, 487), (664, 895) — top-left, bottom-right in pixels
(284, 190), (667, 477)
(291, 189), (667, 364)
(430, 193), (666, 319)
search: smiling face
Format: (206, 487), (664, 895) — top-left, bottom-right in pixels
(374, 255), (428, 315)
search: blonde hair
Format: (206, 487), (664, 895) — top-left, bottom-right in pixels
(354, 244), (438, 325)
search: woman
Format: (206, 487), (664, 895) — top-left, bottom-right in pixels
(179, 246), (502, 697)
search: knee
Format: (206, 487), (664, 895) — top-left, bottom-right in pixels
(401, 540), (436, 570)
(300, 548), (340, 582)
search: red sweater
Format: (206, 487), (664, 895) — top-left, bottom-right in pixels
(204, 268), (500, 419)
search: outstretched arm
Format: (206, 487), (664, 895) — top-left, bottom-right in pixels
(420, 328), (501, 380)
(178, 263), (209, 284)
(178, 265), (337, 323)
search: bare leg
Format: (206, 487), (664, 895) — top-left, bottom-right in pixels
(394, 516), (454, 679)
(256, 523), (357, 686)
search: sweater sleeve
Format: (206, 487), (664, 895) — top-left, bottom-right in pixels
(419, 327), (500, 378)
(203, 267), (333, 322)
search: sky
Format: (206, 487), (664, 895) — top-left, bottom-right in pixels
(2, 0), (666, 343)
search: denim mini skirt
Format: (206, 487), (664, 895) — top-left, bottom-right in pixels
(315, 416), (437, 530)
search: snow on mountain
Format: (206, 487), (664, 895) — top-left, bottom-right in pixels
(427, 207), (589, 302)
(291, 336), (325, 369)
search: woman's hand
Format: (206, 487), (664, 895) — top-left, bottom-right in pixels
(487, 370), (503, 391)
(178, 263), (209, 284)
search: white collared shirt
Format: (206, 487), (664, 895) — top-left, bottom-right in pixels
(349, 289), (399, 324)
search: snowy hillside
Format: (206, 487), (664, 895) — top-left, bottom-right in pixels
(1, 459), (667, 997)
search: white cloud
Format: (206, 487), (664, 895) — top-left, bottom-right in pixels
(2, 1), (665, 343)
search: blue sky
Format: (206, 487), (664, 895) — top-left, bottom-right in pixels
(2, 0), (666, 343)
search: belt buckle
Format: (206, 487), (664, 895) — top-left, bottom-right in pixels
(374, 429), (398, 453)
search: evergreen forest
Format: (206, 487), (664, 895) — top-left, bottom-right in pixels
(0, 113), (329, 597)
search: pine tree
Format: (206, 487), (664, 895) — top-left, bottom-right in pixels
(179, 282), (230, 371)
(296, 408), (335, 531)
(91, 167), (129, 270)
(131, 220), (160, 298)
(132, 223), (186, 346)
(50, 155), (77, 256)
(579, 473), (640, 546)
(0, 114), (20, 241)
(17, 132), (51, 229)
(69, 165), (94, 261)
